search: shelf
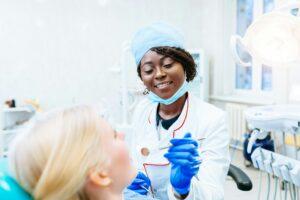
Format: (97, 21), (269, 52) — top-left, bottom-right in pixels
(1, 128), (25, 135)
(210, 95), (275, 106)
(2, 107), (33, 113)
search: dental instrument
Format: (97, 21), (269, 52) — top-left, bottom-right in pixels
(140, 137), (205, 158)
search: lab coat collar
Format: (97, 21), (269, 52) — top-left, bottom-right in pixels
(147, 92), (190, 138)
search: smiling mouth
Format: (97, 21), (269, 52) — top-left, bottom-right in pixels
(154, 81), (173, 89)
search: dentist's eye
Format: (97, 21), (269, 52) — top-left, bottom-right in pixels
(142, 64), (154, 75)
(144, 69), (153, 74)
(163, 63), (173, 68)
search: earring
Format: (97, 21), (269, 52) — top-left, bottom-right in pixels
(143, 88), (149, 95)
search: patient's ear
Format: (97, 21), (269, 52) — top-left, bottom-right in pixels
(89, 169), (112, 187)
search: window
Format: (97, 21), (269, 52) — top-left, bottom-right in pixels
(236, 0), (253, 90)
(189, 49), (208, 101)
(263, 0), (275, 13)
(291, 8), (299, 16)
(235, 0), (275, 92)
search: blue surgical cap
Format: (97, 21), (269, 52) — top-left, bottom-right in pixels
(131, 22), (185, 65)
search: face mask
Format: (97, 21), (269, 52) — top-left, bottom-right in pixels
(147, 80), (189, 105)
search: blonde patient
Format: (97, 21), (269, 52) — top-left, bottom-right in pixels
(8, 105), (137, 200)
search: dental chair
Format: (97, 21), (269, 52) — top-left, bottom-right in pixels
(0, 158), (252, 200)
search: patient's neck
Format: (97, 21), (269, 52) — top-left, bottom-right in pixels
(88, 188), (123, 200)
(94, 194), (122, 200)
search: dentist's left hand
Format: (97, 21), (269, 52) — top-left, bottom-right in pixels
(127, 171), (151, 195)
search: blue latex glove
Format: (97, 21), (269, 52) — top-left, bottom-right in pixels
(164, 133), (200, 195)
(127, 171), (151, 196)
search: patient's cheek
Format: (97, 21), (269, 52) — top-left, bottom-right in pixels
(118, 145), (130, 165)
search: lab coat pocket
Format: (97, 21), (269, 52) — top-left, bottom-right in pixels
(143, 148), (170, 190)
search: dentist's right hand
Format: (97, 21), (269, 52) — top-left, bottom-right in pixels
(164, 133), (200, 196)
(127, 171), (151, 195)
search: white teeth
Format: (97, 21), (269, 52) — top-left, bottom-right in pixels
(156, 82), (171, 88)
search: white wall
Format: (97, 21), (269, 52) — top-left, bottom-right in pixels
(0, 0), (226, 111)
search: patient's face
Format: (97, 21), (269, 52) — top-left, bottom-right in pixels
(100, 119), (137, 191)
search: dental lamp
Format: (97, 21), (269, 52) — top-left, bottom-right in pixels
(231, 2), (300, 68)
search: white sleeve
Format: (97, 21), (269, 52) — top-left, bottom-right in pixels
(167, 113), (231, 200)
(127, 105), (140, 167)
(127, 100), (149, 168)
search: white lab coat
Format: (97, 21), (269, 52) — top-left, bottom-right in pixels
(129, 93), (230, 200)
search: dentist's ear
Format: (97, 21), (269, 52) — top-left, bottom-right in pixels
(89, 169), (112, 187)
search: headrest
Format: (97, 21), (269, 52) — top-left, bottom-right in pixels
(0, 158), (32, 200)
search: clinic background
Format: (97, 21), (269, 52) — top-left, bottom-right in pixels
(1, 0), (300, 199)
(1, 0), (300, 113)
(0, 0), (235, 113)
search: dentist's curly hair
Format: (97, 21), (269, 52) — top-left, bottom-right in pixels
(137, 46), (197, 82)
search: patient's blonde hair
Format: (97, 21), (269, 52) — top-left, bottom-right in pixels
(9, 105), (109, 200)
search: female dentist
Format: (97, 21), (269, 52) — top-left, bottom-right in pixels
(127, 22), (230, 200)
